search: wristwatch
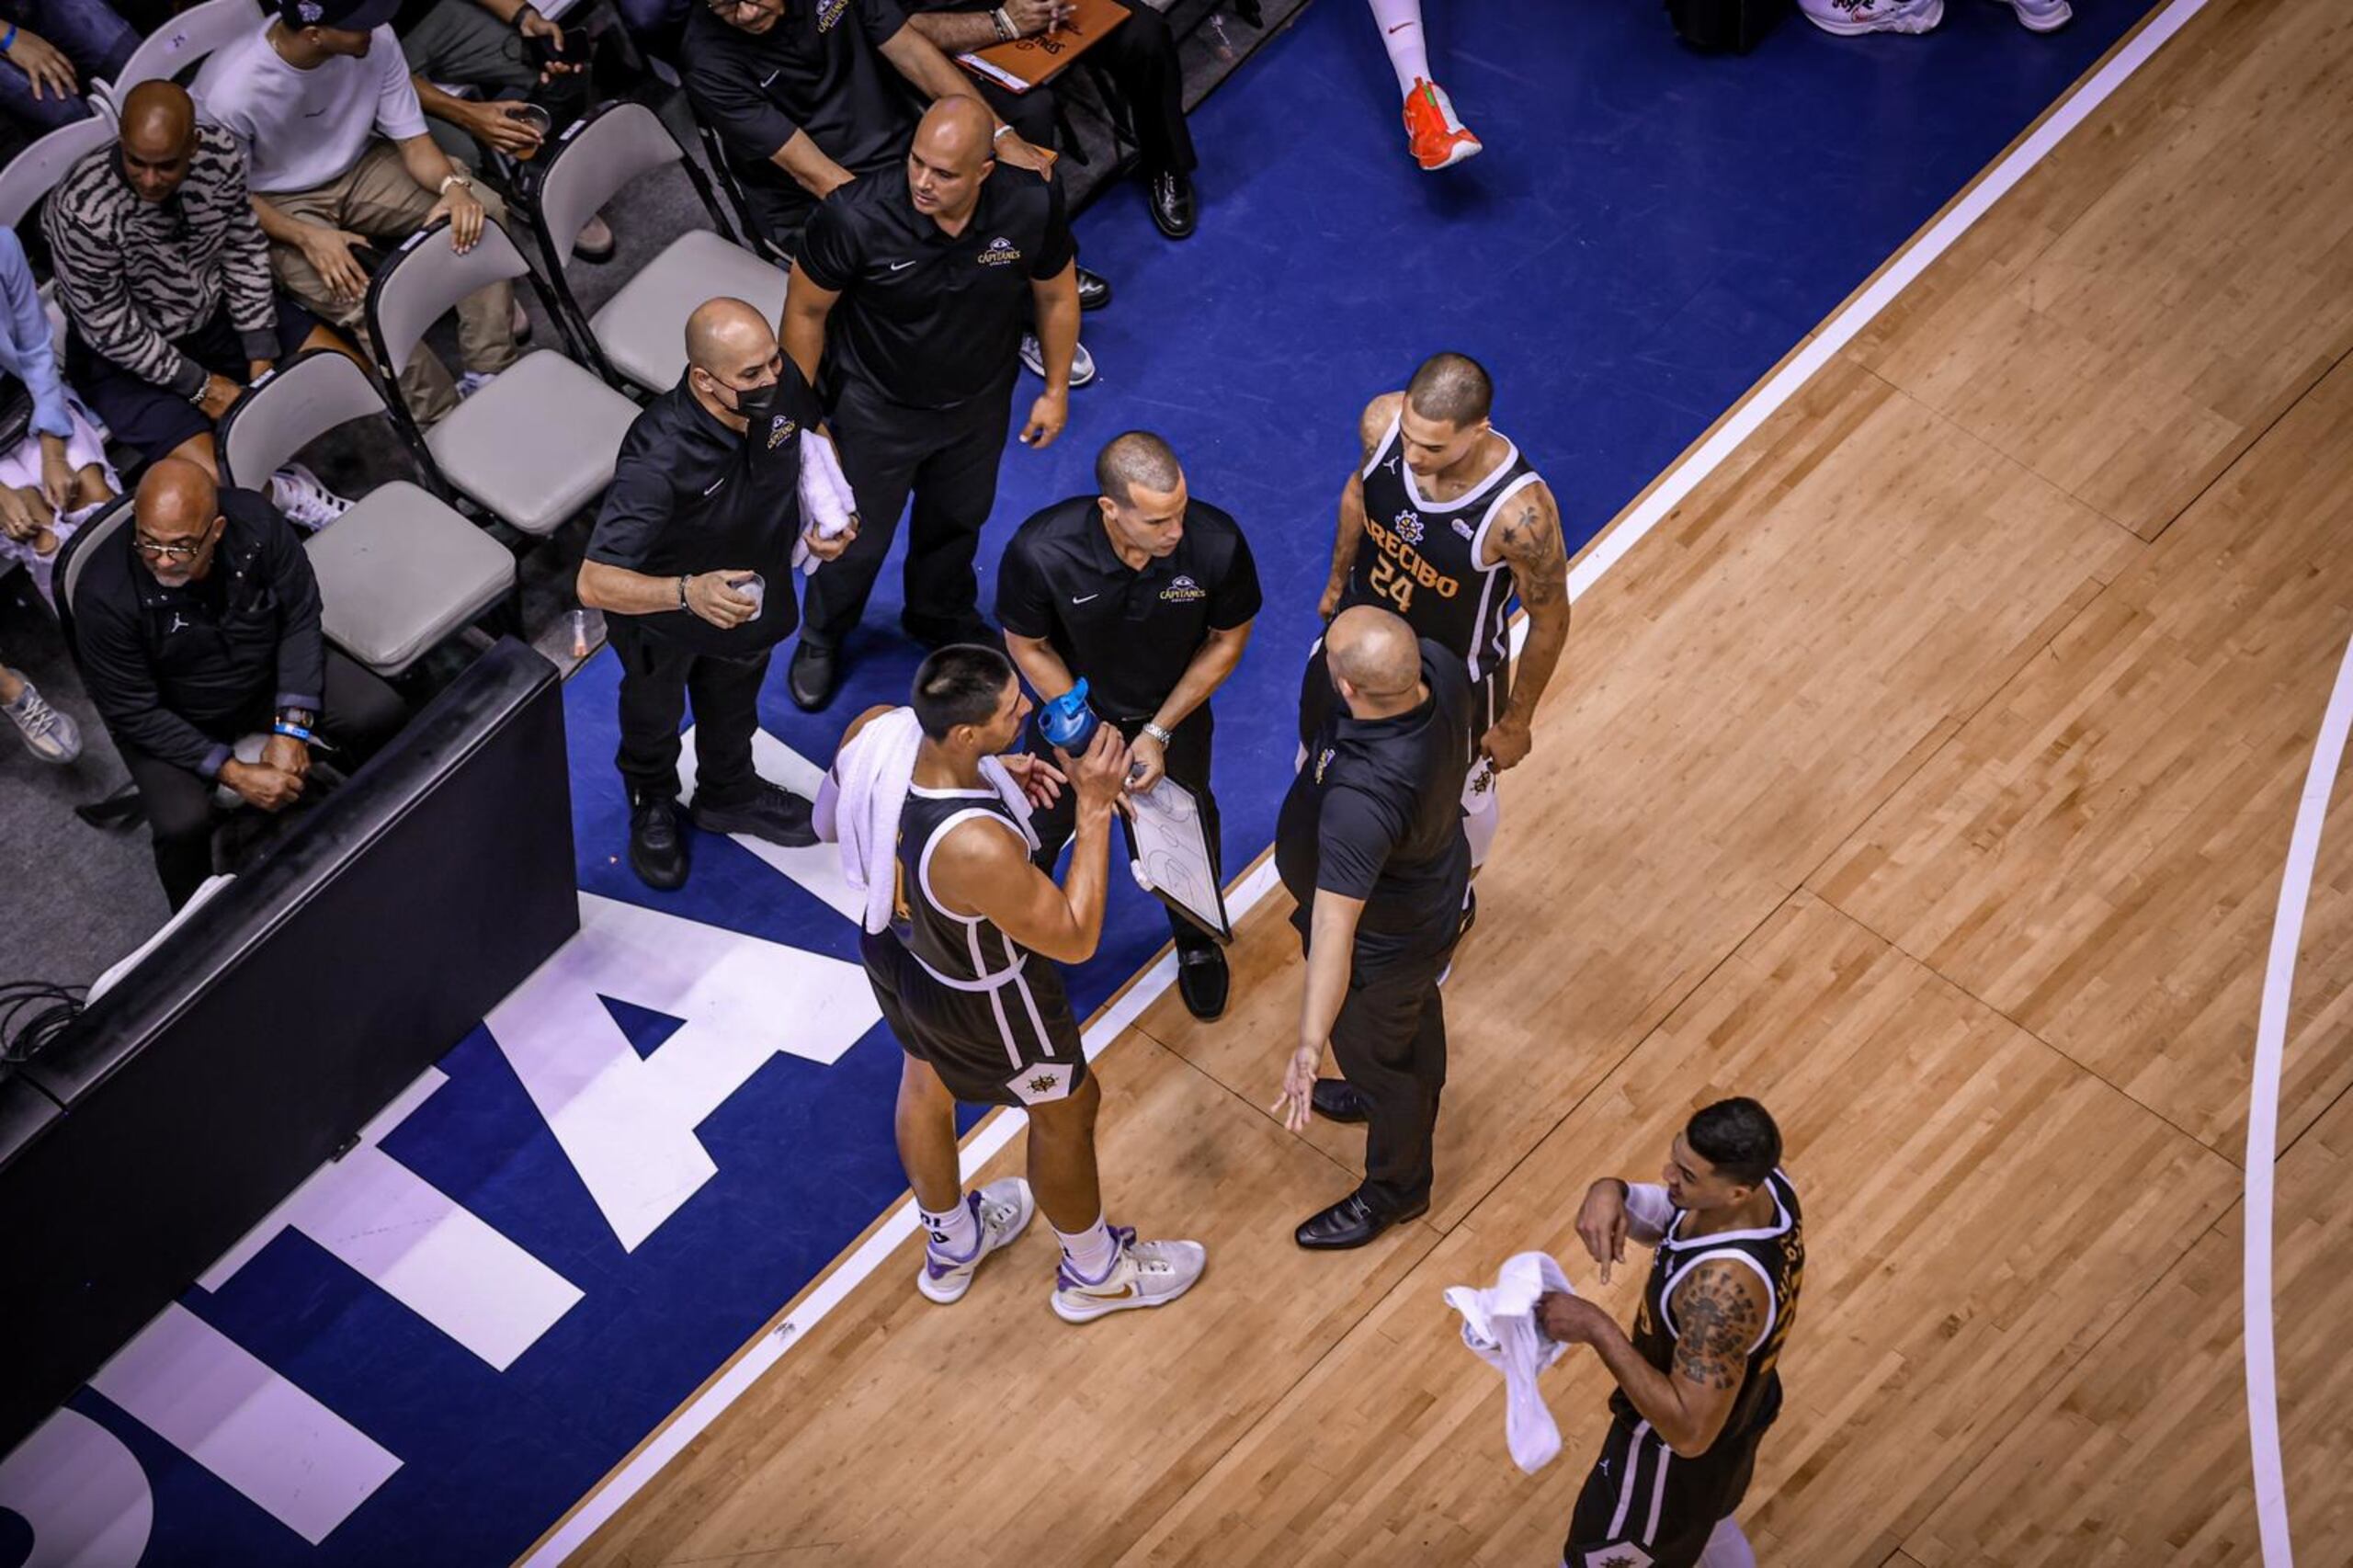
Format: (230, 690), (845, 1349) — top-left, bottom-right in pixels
(1140, 722), (1173, 746)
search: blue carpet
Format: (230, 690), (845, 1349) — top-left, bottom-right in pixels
(21, 2), (2158, 1562)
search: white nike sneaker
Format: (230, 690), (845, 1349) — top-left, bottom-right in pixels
(1798, 0), (1945, 34)
(915, 1177), (1035, 1305)
(1994, 0), (2071, 31)
(1050, 1226), (1207, 1324)
(269, 462), (353, 531)
(1020, 332), (1097, 389)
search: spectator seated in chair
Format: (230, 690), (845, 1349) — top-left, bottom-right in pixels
(0, 0), (136, 136)
(72, 459), (407, 910)
(194, 0), (527, 429)
(0, 225), (116, 603)
(46, 81), (360, 528)
(397, 0), (620, 260)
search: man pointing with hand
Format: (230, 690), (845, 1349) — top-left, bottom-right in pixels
(578, 297), (857, 891)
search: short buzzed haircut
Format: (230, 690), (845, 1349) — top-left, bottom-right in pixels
(1687, 1097), (1782, 1187)
(1405, 351), (1494, 429)
(912, 643), (1015, 740)
(1095, 430), (1181, 506)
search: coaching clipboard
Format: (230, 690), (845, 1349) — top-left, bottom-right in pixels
(1122, 778), (1232, 944)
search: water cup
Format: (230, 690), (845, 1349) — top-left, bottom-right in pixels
(731, 572), (767, 616)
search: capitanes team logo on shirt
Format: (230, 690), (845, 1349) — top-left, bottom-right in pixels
(767, 415), (798, 449)
(814, 0), (849, 28)
(1159, 574), (1206, 603)
(1392, 510), (1425, 544)
(976, 236), (1024, 267)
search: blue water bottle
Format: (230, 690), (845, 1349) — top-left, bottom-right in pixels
(1039, 679), (1101, 754)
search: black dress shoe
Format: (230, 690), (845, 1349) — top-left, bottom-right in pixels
(1074, 266), (1112, 312)
(1175, 945), (1228, 1019)
(1294, 1189), (1428, 1251)
(690, 778), (817, 847)
(788, 640), (839, 711)
(1148, 170), (1197, 240)
(1311, 1077), (1373, 1123)
(628, 795), (688, 890)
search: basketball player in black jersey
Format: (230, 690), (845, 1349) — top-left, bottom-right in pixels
(1311, 351), (1570, 879)
(1304, 351), (1571, 1126)
(1537, 1098), (1803, 1568)
(832, 645), (1209, 1323)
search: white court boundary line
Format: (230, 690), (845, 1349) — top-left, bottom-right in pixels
(2243, 631), (2353, 1568)
(522, 6), (2213, 1560)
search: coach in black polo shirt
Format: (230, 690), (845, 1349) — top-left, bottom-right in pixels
(577, 297), (858, 891)
(682, 0), (1057, 256)
(779, 96), (1082, 710)
(997, 431), (1258, 1018)
(1271, 606), (1473, 1252)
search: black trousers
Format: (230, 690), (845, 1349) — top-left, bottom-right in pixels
(962, 0), (1198, 177)
(609, 616), (772, 808)
(1295, 917), (1457, 1214)
(121, 652), (406, 910)
(802, 371), (1015, 649)
(1026, 705), (1221, 953)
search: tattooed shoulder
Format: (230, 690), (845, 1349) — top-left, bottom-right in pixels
(1670, 1262), (1761, 1392)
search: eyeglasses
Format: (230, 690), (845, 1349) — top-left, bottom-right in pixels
(133, 535), (210, 561)
(704, 0), (779, 13)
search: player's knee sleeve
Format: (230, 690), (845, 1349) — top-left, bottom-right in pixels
(1698, 1518), (1757, 1568)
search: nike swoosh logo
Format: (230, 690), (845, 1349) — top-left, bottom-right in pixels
(1387, 20), (1414, 31)
(888, 260), (918, 271)
(760, 69), (779, 86)
(1071, 593), (1099, 604)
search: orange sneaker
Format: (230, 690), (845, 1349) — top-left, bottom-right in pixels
(1403, 77), (1482, 171)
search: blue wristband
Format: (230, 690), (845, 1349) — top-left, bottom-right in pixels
(272, 721), (314, 743)
(1, 24), (20, 52)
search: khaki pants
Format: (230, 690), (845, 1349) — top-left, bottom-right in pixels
(265, 140), (519, 426)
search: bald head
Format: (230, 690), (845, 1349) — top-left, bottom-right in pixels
(1096, 431), (1182, 507)
(1326, 606), (1422, 705)
(137, 457), (218, 528)
(118, 83), (199, 204)
(1404, 352), (1493, 430)
(684, 297), (775, 377)
(908, 98), (996, 222)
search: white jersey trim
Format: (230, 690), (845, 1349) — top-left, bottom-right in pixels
(1658, 1247), (1779, 1360)
(1463, 471), (1540, 680)
(1404, 430), (1526, 514)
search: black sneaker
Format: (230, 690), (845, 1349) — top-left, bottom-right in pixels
(690, 779), (818, 847)
(788, 640), (839, 710)
(629, 795), (688, 890)
(1310, 1077), (1373, 1123)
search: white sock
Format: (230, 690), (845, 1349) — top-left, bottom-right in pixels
(1054, 1214), (1120, 1282)
(1366, 0), (1431, 96)
(1698, 1517), (1757, 1568)
(920, 1193), (978, 1259)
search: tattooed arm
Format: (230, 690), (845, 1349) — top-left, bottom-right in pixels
(1537, 1258), (1764, 1457)
(1479, 479), (1570, 771)
(1318, 392), (1402, 618)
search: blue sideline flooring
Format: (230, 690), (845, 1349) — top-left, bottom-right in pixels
(13, 2), (2160, 1562)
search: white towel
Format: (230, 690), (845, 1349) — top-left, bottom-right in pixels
(1442, 1251), (1575, 1474)
(791, 429), (859, 574)
(813, 706), (1035, 934)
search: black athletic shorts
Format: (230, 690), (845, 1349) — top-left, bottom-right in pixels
(68, 296), (321, 464)
(859, 926), (1089, 1108)
(1563, 1415), (1765, 1568)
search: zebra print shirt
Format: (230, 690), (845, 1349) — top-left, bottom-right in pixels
(43, 123), (282, 401)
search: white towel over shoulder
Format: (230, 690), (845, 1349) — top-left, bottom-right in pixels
(1442, 1251), (1575, 1474)
(813, 706), (1035, 934)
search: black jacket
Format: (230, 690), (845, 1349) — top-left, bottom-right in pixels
(74, 486), (324, 778)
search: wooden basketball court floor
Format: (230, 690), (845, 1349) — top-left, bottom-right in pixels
(546, 0), (2353, 1561)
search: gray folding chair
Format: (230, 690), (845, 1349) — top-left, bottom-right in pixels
(89, 0), (262, 110)
(533, 102), (788, 394)
(219, 348), (517, 677)
(0, 115), (114, 230)
(362, 216), (636, 538)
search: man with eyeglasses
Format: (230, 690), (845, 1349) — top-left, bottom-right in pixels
(71, 458), (407, 910)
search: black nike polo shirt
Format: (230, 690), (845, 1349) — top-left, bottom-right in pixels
(995, 494), (1261, 720)
(794, 163), (1074, 409)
